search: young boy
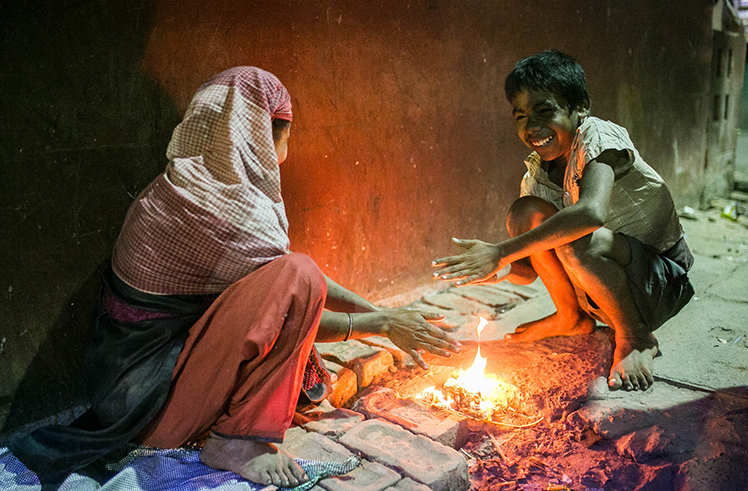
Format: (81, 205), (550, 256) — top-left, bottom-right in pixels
(432, 49), (694, 391)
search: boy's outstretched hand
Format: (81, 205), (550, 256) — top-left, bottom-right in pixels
(431, 238), (511, 286)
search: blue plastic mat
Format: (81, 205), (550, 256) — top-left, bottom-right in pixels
(0, 446), (359, 491)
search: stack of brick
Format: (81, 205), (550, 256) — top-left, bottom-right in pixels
(288, 283), (536, 490)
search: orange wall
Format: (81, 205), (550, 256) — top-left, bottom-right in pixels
(0, 0), (714, 434)
(137, 0), (714, 301)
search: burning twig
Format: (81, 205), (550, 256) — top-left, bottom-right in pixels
(489, 416), (544, 429)
(487, 429), (515, 462)
(529, 456), (549, 469)
(460, 448), (476, 462)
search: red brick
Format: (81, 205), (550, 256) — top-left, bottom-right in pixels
(319, 459), (401, 491)
(339, 419), (469, 491)
(352, 388), (468, 449)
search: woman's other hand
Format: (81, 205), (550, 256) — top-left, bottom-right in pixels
(379, 308), (462, 370)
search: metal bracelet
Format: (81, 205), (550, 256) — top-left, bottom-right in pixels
(344, 312), (353, 342)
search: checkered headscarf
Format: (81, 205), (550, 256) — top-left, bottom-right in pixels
(112, 67), (294, 294)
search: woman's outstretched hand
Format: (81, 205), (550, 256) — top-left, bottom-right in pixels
(431, 238), (511, 286)
(379, 308), (462, 370)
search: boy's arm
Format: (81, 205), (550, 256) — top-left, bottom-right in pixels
(433, 150), (624, 285)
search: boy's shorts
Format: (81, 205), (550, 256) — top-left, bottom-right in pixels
(578, 234), (695, 332)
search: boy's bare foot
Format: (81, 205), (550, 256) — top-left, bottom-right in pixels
(504, 311), (595, 342)
(200, 432), (308, 487)
(608, 333), (658, 391)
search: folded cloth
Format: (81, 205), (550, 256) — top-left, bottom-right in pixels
(0, 445), (360, 491)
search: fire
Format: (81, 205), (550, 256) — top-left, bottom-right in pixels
(416, 316), (518, 421)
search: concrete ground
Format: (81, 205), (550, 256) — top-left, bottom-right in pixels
(2, 203), (747, 491)
(297, 202), (748, 491)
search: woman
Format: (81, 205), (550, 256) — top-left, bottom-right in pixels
(12, 67), (461, 488)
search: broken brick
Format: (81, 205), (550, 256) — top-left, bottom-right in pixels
(339, 419), (469, 491)
(317, 341), (395, 389)
(277, 427), (354, 463)
(318, 459), (400, 491)
(352, 388), (468, 449)
(324, 359), (358, 408)
(301, 400), (365, 441)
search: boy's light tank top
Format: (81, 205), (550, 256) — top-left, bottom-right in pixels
(520, 116), (683, 254)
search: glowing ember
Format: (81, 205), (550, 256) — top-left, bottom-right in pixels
(416, 316), (519, 421)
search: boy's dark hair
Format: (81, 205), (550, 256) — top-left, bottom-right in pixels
(504, 49), (590, 111)
(272, 118), (291, 143)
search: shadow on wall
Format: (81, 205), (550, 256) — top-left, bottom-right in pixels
(0, 262), (107, 444)
(0, 0), (180, 438)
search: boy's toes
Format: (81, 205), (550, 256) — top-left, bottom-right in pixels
(639, 372), (653, 390)
(608, 371), (623, 390)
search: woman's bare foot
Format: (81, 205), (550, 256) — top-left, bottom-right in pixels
(504, 311), (595, 342)
(608, 332), (658, 391)
(200, 432), (308, 487)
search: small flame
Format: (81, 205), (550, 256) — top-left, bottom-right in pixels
(476, 315), (487, 338)
(415, 315), (517, 420)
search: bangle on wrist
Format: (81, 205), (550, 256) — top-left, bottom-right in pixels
(344, 312), (353, 342)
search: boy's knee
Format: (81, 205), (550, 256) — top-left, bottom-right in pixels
(555, 230), (610, 270)
(555, 238), (587, 269)
(506, 196), (558, 237)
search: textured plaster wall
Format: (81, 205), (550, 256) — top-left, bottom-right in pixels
(0, 0), (714, 433)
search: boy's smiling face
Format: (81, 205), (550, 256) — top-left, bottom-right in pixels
(511, 88), (589, 167)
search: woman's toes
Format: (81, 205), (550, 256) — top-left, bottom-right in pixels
(259, 471), (273, 485)
(290, 462), (308, 483)
(272, 470), (284, 486)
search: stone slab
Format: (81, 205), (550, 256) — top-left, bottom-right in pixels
(466, 291), (557, 341)
(277, 427), (354, 462)
(338, 419), (469, 491)
(301, 400), (365, 441)
(450, 285), (522, 309)
(483, 278), (547, 299)
(422, 291), (495, 316)
(318, 341), (382, 366)
(404, 302), (468, 331)
(352, 388), (468, 449)
(324, 360), (359, 408)
(318, 459), (401, 491)
(445, 314), (507, 342)
(384, 477), (432, 491)
(574, 379), (710, 439)
(358, 336), (408, 367)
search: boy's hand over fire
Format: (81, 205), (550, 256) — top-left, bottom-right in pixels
(431, 238), (511, 286)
